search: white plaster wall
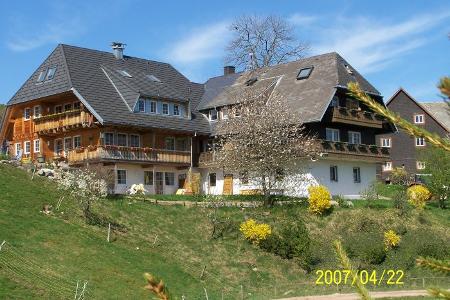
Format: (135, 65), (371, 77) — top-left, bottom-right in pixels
(200, 160), (377, 198)
(112, 163), (188, 195)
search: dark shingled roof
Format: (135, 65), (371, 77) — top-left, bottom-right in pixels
(7, 45), (382, 135)
(420, 102), (450, 132)
(198, 52), (380, 123)
(8, 44), (210, 134)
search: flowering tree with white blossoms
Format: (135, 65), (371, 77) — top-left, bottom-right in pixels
(55, 168), (108, 219)
(214, 73), (322, 204)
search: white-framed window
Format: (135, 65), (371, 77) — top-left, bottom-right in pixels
(330, 165), (338, 182)
(209, 109), (218, 121)
(15, 143), (22, 156)
(117, 170), (127, 184)
(64, 137), (72, 151)
(33, 139), (40, 153)
(416, 161), (426, 170)
(173, 104), (180, 116)
(64, 103), (72, 112)
(54, 105), (62, 114)
(37, 70), (46, 83)
(382, 161), (393, 172)
(209, 173), (217, 187)
(381, 138), (391, 148)
(415, 137), (426, 147)
(144, 171), (154, 185)
(326, 128), (340, 142)
(117, 133), (128, 146)
(348, 131), (361, 145)
(24, 108), (31, 120)
(104, 132), (114, 145)
(54, 139), (63, 155)
(414, 114), (424, 124)
(137, 99), (145, 112)
(221, 107), (229, 120)
(33, 106), (41, 119)
(150, 101), (157, 113)
(353, 167), (361, 183)
(165, 137), (175, 150)
(73, 136), (82, 149)
(129, 134), (140, 147)
(165, 172), (175, 186)
(23, 141), (31, 154)
(162, 103), (169, 115)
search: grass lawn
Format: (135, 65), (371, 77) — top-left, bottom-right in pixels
(0, 164), (449, 299)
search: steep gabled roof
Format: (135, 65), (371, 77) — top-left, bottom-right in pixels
(197, 52), (380, 123)
(8, 45), (72, 105)
(420, 102), (450, 132)
(8, 44), (210, 134)
(387, 88), (450, 133)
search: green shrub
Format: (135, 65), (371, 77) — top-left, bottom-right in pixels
(392, 189), (409, 216)
(343, 231), (386, 266)
(259, 220), (313, 272)
(391, 167), (410, 185)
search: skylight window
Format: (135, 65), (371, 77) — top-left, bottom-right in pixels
(245, 77), (258, 86)
(117, 70), (132, 78)
(296, 66), (313, 80)
(344, 64), (354, 75)
(146, 74), (162, 83)
(37, 71), (46, 82)
(46, 67), (57, 80)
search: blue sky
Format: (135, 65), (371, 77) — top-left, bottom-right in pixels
(0, 0), (449, 104)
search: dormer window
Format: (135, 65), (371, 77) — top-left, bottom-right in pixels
(137, 99), (145, 112)
(117, 70), (132, 78)
(146, 74), (161, 83)
(173, 104), (180, 116)
(245, 77), (258, 86)
(150, 101), (157, 113)
(46, 67), (57, 80)
(209, 109), (218, 121)
(162, 103), (169, 115)
(296, 66), (313, 80)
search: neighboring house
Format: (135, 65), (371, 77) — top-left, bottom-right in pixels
(377, 88), (450, 181)
(0, 43), (394, 197)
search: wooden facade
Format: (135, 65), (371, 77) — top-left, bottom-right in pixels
(2, 92), (196, 167)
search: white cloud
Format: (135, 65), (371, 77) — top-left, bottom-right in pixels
(7, 17), (84, 52)
(312, 11), (450, 74)
(166, 21), (231, 64)
(288, 13), (317, 27)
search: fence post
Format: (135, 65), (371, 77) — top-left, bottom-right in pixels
(107, 223), (111, 242)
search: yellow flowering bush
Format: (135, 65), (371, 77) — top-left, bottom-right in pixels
(239, 219), (271, 244)
(407, 185), (432, 209)
(384, 230), (401, 250)
(308, 185), (332, 215)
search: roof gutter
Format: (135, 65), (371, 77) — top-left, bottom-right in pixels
(71, 87), (104, 125)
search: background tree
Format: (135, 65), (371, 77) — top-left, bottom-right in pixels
(226, 15), (308, 69)
(419, 146), (450, 209)
(214, 76), (321, 205)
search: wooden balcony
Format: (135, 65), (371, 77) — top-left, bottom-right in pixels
(330, 107), (386, 128)
(66, 145), (191, 165)
(34, 110), (94, 135)
(320, 140), (390, 162)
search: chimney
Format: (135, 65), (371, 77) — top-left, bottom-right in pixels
(111, 42), (126, 60)
(223, 66), (235, 76)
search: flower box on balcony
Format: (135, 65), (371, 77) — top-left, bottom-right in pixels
(75, 147), (85, 153)
(143, 147), (153, 153)
(87, 145), (97, 152)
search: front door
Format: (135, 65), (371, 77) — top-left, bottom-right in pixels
(223, 174), (233, 195)
(155, 172), (164, 194)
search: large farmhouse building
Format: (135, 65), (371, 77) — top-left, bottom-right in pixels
(0, 44), (394, 197)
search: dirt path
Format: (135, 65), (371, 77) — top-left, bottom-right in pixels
(275, 289), (431, 300)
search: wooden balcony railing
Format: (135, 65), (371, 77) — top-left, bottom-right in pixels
(34, 110), (94, 135)
(320, 140), (390, 160)
(198, 140), (390, 166)
(331, 107), (386, 128)
(67, 145), (191, 165)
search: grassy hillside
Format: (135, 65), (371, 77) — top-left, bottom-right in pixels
(0, 164), (449, 299)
